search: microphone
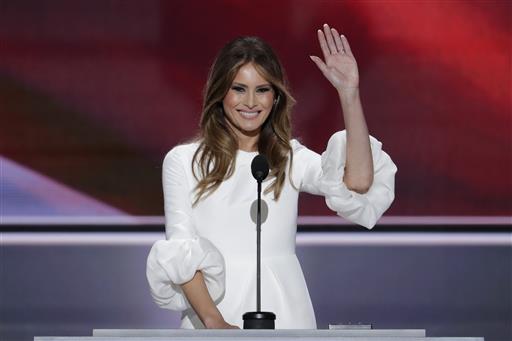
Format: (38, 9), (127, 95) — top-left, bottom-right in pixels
(243, 154), (276, 329)
(251, 154), (269, 182)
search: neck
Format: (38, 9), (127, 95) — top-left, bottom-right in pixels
(235, 132), (259, 152)
(238, 139), (258, 152)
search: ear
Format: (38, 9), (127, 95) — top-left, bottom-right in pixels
(274, 94), (281, 106)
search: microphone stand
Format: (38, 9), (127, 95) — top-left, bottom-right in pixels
(243, 155), (276, 329)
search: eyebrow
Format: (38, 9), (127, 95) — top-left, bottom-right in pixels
(232, 82), (272, 89)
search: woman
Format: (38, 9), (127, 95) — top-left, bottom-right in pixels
(146, 24), (397, 329)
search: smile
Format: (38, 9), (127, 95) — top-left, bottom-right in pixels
(237, 110), (261, 119)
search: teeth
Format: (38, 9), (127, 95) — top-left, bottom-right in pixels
(240, 111), (259, 117)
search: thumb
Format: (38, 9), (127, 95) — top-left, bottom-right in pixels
(309, 55), (329, 76)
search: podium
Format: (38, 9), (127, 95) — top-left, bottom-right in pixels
(33, 328), (485, 340)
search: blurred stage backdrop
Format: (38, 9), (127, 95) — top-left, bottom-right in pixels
(0, 2), (511, 341)
(0, 0), (510, 219)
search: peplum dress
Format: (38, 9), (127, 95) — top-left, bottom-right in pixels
(146, 131), (397, 329)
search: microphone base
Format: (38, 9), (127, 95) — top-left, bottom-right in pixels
(242, 311), (276, 329)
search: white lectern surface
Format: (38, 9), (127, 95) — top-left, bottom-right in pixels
(92, 328), (426, 337)
(34, 329), (485, 341)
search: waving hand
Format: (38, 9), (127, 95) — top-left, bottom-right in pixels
(310, 24), (359, 92)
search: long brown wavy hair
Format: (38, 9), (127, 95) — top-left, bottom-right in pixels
(191, 36), (296, 205)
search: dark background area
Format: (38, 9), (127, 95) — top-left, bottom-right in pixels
(1, 0), (510, 217)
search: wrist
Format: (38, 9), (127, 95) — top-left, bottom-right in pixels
(337, 87), (360, 105)
(203, 314), (225, 329)
(337, 86), (359, 96)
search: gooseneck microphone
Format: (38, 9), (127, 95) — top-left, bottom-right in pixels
(243, 154), (276, 329)
(251, 154), (269, 182)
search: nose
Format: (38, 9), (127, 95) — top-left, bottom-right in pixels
(244, 91), (256, 109)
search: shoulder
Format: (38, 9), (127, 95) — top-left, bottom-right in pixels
(289, 138), (321, 176)
(290, 138), (303, 152)
(165, 141), (201, 159)
(290, 138), (308, 154)
(163, 141), (201, 169)
(290, 138), (319, 159)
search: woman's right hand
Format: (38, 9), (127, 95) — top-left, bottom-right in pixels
(204, 316), (240, 329)
(180, 271), (239, 329)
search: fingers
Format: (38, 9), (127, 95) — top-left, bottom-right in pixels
(317, 30), (330, 61)
(340, 34), (353, 57)
(322, 23), (338, 54)
(331, 27), (344, 53)
(309, 55), (329, 76)
(315, 24), (354, 59)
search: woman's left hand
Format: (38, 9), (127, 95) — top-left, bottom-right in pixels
(310, 23), (359, 93)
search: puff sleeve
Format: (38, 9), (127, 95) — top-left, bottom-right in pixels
(146, 146), (225, 311)
(296, 130), (397, 229)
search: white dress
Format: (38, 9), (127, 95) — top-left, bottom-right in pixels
(146, 131), (397, 329)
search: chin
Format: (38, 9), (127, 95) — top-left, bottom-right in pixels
(237, 123), (263, 136)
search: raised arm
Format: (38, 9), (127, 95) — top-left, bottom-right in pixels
(310, 23), (374, 193)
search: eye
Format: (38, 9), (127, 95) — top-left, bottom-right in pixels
(257, 87), (271, 93)
(232, 86), (245, 93)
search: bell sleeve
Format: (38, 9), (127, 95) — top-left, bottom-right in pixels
(146, 146), (225, 311)
(297, 130), (397, 229)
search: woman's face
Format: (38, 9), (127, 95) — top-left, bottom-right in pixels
(222, 62), (275, 142)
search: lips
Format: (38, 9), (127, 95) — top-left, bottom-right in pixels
(237, 110), (261, 119)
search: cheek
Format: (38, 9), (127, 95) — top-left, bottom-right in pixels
(260, 94), (274, 109)
(223, 91), (239, 109)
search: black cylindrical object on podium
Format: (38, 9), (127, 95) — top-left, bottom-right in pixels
(243, 311), (276, 329)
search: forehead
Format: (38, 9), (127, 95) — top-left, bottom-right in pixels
(233, 63), (269, 84)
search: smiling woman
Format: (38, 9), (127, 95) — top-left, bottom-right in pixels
(146, 25), (397, 329)
(222, 65), (275, 147)
(191, 36), (297, 205)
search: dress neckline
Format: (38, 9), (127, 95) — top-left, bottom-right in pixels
(236, 149), (258, 163)
(237, 149), (258, 154)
